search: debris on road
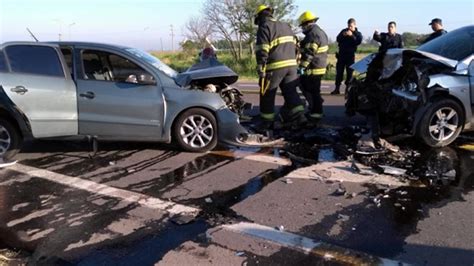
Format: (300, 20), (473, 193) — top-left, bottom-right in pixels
(205, 197), (213, 204)
(236, 133), (285, 147)
(276, 225), (285, 231)
(170, 214), (196, 225)
(379, 165), (407, 176)
(235, 251), (245, 257)
(332, 184), (347, 196)
(283, 178), (293, 184)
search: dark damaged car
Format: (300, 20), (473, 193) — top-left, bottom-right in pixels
(347, 25), (474, 147)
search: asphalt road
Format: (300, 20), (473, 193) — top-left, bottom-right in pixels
(0, 90), (473, 265)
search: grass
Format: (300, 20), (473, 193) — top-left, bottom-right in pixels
(152, 48), (374, 81)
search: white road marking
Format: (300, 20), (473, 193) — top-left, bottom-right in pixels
(8, 163), (200, 216)
(219, 222), (409, 266)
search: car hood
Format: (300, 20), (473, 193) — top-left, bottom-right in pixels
(175, 58), (239, 87)
(351, 48), (459, 78)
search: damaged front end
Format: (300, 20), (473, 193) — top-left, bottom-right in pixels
(175, 57), (251, 117)
(347, 49), (461, 138)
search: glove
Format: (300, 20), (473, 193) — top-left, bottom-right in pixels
(297, 68), (305, 75)
(257, 65), (265, 79)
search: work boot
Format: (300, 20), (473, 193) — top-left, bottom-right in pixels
(278, 105), (307, 129)
(330, 85), (340, 95)
(252, 119), (274, 134)
(305, 113), (323, 127)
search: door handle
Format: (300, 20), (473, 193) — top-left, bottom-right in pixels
(11, 86), (28, 95)
(79, 91), (95, 99)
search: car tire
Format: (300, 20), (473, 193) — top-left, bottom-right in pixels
(0, 118), (21, 161)
(173, 108), (218, 152)
(417, 98), (464, 147)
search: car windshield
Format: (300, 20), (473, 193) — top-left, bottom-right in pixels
(417, 26), (474, 61)
(125, 48), (177, 78)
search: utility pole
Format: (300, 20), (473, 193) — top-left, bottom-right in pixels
(68, 22), (76, 40)
(170, 24), (174, 51)
(160, 38), (164, 52)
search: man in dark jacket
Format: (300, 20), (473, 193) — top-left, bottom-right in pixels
(422, 18), (447, 44)
(254, 5), (305, 130)
(331, 18), (363, 95)
(297, 11), (329, 122)
(373, 21), (403, 53)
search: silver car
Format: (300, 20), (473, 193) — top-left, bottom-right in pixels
(0, 42), (249, 159)
(348, 25), (474, 147)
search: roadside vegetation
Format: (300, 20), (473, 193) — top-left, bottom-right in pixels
(159, 0), (428, 81)
(152, 45), (377, 81)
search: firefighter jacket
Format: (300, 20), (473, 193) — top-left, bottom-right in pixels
(256, 17), (298, 72)
(299, 24), (329, 76)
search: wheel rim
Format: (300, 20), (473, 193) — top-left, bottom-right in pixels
(180, 115), (214, 148)
(428, 107), (459, 142)
(0, 124), (11, 156)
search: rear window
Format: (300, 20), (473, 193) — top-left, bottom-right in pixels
(6, 45), (64, 77)
(0, 51), (7, 72)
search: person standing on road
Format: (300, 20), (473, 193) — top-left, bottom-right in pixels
(254, 4), (306, 131)
(373, 21), (403, 53)
(297, 11), (329, 123)
(421, 18), (447, 44)
(331, 18), (363, 95)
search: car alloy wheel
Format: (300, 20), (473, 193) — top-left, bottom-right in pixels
(0, 124), (12, 157)
(179, 115), (214, 148)
(428, 107), (459, 142)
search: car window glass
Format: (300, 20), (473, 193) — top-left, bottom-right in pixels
(82, 50), (112, 81)
(108, 54), (154, 83)
(60, 48), (73, 78)
(5, 45), (64, 77)
(418, 26), (474, 61)
(0, 51), (7, 72)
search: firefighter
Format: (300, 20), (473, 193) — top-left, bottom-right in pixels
(254, 4), (305, 130)
(297, 11), (329, 123)
(332, 18), (363, 95)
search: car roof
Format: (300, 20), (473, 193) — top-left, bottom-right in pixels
(48, 41), (131, 50)
(0, 41), (131, 50)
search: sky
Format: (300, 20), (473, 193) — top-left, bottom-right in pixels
(0, 0), (473, 51)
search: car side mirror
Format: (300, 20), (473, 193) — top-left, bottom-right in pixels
(137, 74), (156, 85)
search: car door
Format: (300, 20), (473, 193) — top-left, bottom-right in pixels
(0, 43), (78, 138)
(75, 47), (163, 140)
(469, 59), (474, 124)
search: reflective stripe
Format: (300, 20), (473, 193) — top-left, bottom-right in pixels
(257, 44), (270, 53)
(309, 113), (323, 118)
(261, 113), (275, 121)
(300, 60), (310, 68)
(304, 68), (326, 75)
(270, 36), (296, 49)
(304, 43), (328, 54)
(291, 105), (305, 114)
(317, 45), (328, 53)
(306, 42), (319, 52)
(266, 59), (297, 70)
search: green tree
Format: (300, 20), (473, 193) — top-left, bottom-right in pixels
(199, 0), (297, 61)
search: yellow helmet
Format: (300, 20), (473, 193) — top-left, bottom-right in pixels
(298, 11), (318, 26)
(256, 4), (271, 15)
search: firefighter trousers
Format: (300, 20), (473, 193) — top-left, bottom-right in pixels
(259, 67), (303, 121)
(300, 74), (324, 115)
